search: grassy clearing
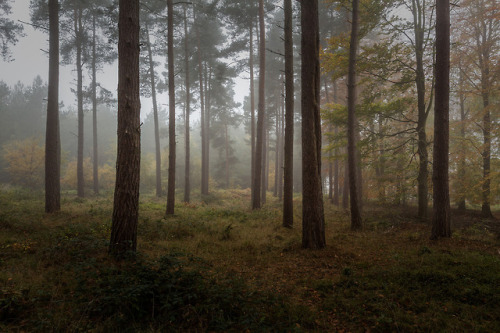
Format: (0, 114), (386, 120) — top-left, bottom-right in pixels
(0, 188), (499, 331)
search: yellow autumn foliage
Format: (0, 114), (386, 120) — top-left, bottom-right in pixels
(3, 137), (45, 188)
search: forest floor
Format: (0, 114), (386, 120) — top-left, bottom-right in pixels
(0, 187), (499, 332)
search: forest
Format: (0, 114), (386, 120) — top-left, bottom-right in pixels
(0, 0), (499, 331)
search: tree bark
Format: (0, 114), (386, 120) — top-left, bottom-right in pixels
(183, 7), (191, 203)
(347, 0), (362, 230)
(431, 0), (451, 240)
(92, 14), (99, 195)
(282, 0), (294, 227)
(145, 21), (162, 198)
(252, 0), (265, 209)
(249, 20), (256, 200)
(301, 0), (325, 249)
(45, 0), (60, 213)
(110, 0), (141, 255)
(75, 8), (84, 198)
(166, 0), (176, 215)
(412, 0), (429, 221)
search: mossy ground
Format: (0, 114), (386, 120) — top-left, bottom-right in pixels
(1, 187), (499, 331)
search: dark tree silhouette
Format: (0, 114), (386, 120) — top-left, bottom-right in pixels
(301, 0), (325, 249)
(109, 0), (141, 255)
(166, 0), (176, 215)
(282, 0), (294, 228)
(252, 0), (266, 209)
(347, 0), (362, 230)
(431, 0), (451, 239)
(45, 0), (60, 213)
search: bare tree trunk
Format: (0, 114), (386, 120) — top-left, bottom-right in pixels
(342, 153), (349, 209)
(301, 0), (325, 249)
(145, 22), (162, 198)
(205, 65), (212, 193)
(92, 14), (99, 195)
(45, 0), (60, 213)
(252, 0), (265, 209)
(110, 0), (141, 255)
(183, 7), (191, 203)
(278, 82), (284, 201)
(261, 114), (268, 204)
(347, 0), (362, 230)
(332, 81), (339, 206)
(412, 0), (429, 221)
(282, 0), (294, 227)
(166, 0), (176, 215)
(225, 123), (230, 188)
(75, 8), (84, 198)
(431, 0), (451, 239)
(457, 67), (466, 211)
(249, 21), (256, 199)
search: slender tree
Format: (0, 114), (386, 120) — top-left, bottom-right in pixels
(45, 0), (60, 213)
(110, 0), (141, 255)
(144, 20), (162, 197)
(301, 0), (325, 249)
(431, 0), (451, 239)
(166, 0), (176, 215)
(252, 0), (265, 209)
(282, 0), (294, 227)
(183, 6), (191, 203)
(347, 0), (362, 230)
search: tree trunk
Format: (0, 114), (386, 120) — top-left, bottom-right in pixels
(431, 0), (451, 240)
(249, 21), (256, 199)
(332, 81), (340, 206)
(166, 0), (176, 215)
(145, 22), (162, 198)
(252, 0), (265, 209)
(183, 7), (191, 203)
(412, 0), (429, 221)
(92, 14), (99, 195)
(45, 0), (60, 213)
(278, 83), (284, 201)
(342, 154), (349, 209)
(457, 67), (466, 211)
(110, 0), (141, 256)
(205, 65), (212, 193)
(282, 0), (294, 226)
(347, 0), (362, 230)
(225, 123), (230, 188)
(301, 0), (325, 249)
(261, 114), (268, 204)
(75, 8), (84, 198)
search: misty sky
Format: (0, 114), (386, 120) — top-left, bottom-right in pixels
(0, 2), (248, 119)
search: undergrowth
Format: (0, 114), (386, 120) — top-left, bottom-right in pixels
(0, 188), (499, 332)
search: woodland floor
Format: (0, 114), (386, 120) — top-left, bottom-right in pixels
(0, 187), (499, 332)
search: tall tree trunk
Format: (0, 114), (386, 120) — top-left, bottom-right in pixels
(252, 0), (265, 209)
(45, 0), (60, 213)
(205, 65), (212, 193)
(75, 8), (84, 198)
(412, 0), (429, 220)
(194, 7), (207, 196)
(166, 0), (176, 215)
(347, 0), (362, 230)
(92, 14), (99, 195)
(278, 83), (284, 201)
(282, 0), (294, 227)
(145, 22), (162, 198)
(110, 0), (141, 255)
(261, 114), (268, 204)
(249, 21), (256, 199)
(431, 0), (451, 239)
(225, 123), (230, 188)
(301, 0), (325, 249)
(183, 7), (191, 203)
(342, 156), (349, 209)
(332, 81), (340, 206)
(457, 67), (466, 211)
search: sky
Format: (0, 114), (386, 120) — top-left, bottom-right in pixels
(0, 1), (248, 119)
